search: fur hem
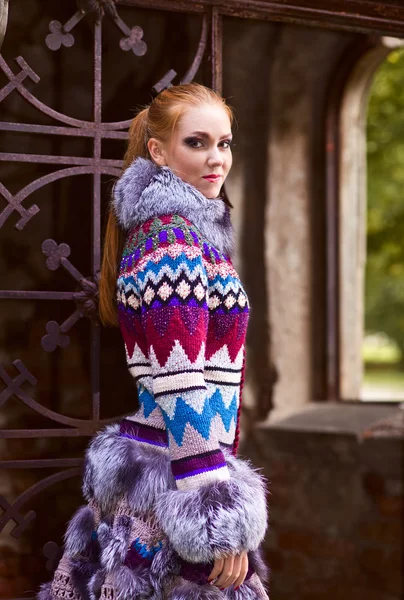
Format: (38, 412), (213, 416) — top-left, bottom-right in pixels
(167, 579), (224, 600)
(88, 568), (106, 600)
(105, 564), (153, 600)
(155, 452), (268, 563)
(166, 576), (268, 600)
(112, 157), (235, 256)
(82, 425), (267, 563)
(64, 505), (96, 557)
(82, 424), (175, 514)
(97, 517), (132, 571)
(70, 559), (101, 600)
(37, 582), (52, 600)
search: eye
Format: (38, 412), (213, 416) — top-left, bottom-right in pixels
(220, 139), (233, 149)
(184, 137), (203, 148)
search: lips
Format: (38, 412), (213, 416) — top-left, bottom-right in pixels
(203, 175), (222, 182)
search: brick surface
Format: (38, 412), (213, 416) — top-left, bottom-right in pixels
(246, 424), (402, 600)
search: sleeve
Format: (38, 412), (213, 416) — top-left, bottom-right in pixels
(136, 236), (230, 490)
(132, 226), (268, 564)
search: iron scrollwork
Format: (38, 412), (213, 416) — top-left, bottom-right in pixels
(0, 0), (211, 576)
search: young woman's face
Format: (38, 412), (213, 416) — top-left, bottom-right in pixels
(149, 103), (233, 199)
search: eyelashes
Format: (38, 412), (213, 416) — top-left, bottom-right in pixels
(183, 137), (233, 149)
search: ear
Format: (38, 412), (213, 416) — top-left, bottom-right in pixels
(147, 138), (167, 167)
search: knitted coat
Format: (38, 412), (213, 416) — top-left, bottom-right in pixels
(38, 158), (269, 600)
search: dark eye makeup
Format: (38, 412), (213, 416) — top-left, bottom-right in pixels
(183, 136), (233, 149)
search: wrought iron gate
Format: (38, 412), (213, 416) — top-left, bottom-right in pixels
(0, 0), (220, 591)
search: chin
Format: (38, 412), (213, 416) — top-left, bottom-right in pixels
(202, 185), (221, 199)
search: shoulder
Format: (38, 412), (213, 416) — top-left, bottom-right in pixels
(119, 214), (203, 274)
(119, 215), (232, 279)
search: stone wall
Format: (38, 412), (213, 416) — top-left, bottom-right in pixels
(244, 405), (403, 600)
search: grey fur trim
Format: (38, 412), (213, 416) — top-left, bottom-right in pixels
(149, 542), (181, 600)
(155, 452), (268, 563)
(112, 564), (153, 600)
(82, 424), (175, 514)
(167, 580), (224, 600)
(64, 505), (95, 557)
(225, 577), (269, 600)
(112, 157), (235, 256)
(97, 517), (131, 571)
(88, 568), (106, 600)
(37, 582), (52, 600)
(71, 559), (100, 600)
(248, 548), (270, 584)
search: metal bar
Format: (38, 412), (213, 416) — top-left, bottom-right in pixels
(0, 291), (74, 300)
(91, 20), (102, 423)
(0, 458), (83, 469)
(0, 122), (128, 139)
(210, 7), (222, 95)
(0, 468), (81, 536)
(121, 0), (404, 36)
(0, 152), (122, 167)
(0, 429), (93, 438)
(180, 14), (208, 84)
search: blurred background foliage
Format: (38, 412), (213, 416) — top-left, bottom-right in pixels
(363, 47), (404, 398)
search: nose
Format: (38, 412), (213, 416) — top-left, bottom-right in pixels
(207, 147), (223, 168)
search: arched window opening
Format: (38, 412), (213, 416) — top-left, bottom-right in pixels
(362, 47), (404, 401)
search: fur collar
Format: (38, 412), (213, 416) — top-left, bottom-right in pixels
(112, 157), (234, 256)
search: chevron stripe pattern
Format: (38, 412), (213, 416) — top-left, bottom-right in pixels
(117, 215), (249, 490)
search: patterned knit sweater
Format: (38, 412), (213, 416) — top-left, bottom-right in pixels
(114, 158), (250, 492)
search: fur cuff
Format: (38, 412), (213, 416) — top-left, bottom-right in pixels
(82, 424), (175, 514)
(155, 453), (268, 563)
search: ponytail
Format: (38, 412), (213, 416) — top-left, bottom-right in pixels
(99, 108), (150, 326)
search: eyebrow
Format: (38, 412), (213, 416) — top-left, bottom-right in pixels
(187, 131), (233, 139)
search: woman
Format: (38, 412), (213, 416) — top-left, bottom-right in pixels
(39, 83), (269, 600)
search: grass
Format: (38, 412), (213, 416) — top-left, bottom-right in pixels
(363, 368), (404, 388)
(362, 344), (401, 364)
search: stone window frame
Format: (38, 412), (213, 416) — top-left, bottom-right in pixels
(330, 36), (404, 402)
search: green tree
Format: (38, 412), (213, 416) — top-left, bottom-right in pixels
(366, 48), (404, 365)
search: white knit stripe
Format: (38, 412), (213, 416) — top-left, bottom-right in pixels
(129, 365), (153, 380)
(153, 371), (206, 396)
(204, 368), (241, 386)
(176, 464), (230, 490)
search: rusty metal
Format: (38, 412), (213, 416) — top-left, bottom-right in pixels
(121, 0), (404, 36)
(0, 469), (81, 537)
(0, 1), (214, 571)
(324, 36), (379, 402)
(209, 7), (222, 95)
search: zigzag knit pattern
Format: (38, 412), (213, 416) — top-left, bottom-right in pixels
(117, 214), (249, 490)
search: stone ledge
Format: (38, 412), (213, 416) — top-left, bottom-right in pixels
(257, 402), (403, 438)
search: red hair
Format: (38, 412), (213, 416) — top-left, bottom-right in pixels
(99, 83), (234, 326)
